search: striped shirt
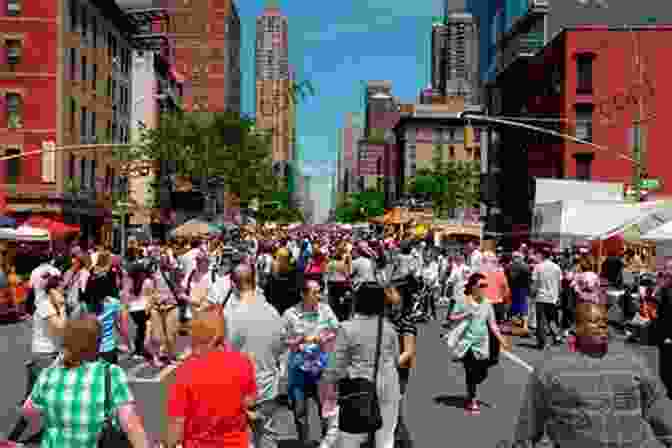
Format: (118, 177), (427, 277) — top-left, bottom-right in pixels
(99, 298), (121, 353)
(515, 350), (672, 447)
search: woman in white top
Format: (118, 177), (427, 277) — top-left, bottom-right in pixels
(185, 250), (214, 314)
(447, 254), (471, 305)
(8, 272), (67, 442)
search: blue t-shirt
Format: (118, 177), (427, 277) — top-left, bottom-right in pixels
(97, 298), (121, 353)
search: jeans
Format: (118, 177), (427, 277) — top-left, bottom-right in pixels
(461, 349), (490, 400)
(289, 373), (323, 444)
(535, 302), (559, 348)
(250, 399), (287, 448)
(130, 310), (148, 355)
(394, 368), (413, 448)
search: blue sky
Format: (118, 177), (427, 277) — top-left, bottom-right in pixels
(239, 0), (464, 182)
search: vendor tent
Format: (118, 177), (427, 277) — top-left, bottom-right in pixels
(16, 225), (50, 242)
(170, 218), (222, 237)
(532, 199), (672, 247)
(0, 228), (16, 240)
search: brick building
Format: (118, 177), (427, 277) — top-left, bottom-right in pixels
(0, 0), (137, 244)
(489, 26), (672, 240)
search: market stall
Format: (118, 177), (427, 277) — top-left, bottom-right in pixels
(533, 199), (672, 272)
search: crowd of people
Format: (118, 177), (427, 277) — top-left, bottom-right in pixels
(5, 224), (672, 448)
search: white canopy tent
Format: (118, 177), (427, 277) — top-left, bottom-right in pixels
(16, 225), (50, 242)
(533, 200), (672, 248)
(0, 228), (16, 240)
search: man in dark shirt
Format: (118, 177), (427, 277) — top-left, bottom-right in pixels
(601, 253), (624, 288)
(514, 301), (672, 447)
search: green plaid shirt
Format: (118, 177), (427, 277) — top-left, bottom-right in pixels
(29, 360), (134, 448)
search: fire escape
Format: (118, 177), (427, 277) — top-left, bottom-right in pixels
(124, 8), (186, 234)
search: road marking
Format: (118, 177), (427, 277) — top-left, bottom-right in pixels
(501, 350), (534, 372)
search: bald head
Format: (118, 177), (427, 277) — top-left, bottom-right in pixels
(190, 310), (226, 350)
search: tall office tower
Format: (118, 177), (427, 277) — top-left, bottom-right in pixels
(151, 0), (241, 113)
(255, 0), (293, 175)
(434, 10), (479, 104)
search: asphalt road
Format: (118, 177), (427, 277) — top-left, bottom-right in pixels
(0, 309), (661, 447)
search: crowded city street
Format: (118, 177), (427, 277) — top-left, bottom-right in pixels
(0, 225), (669, 448)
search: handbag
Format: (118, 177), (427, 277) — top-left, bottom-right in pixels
(337, 313), (384, 440)
(98, 364), (132, 448)
(488, 325), (501, 367)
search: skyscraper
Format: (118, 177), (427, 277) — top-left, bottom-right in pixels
(432, 10), (479, 104)
(255, 0), (294, 174)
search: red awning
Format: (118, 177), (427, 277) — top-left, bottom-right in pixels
(170, 68), (185, 83)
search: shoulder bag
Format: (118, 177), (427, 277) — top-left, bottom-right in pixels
(337, 313), (384, 442)
(98, 364), (132, 448)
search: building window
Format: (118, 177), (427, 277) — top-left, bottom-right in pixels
(70, 97), (76, 131)
(411, 163), (416, 177)
(80, 158), (86, 189)
(575, 105), (593, 142)
(80, 6), (87, 38)
(475, 148), (481, 160)
(80, 106), (87, 140)
(69, 154), (75, 179)
(106, 76), (111, 97)
(92, 16), (97, 47)
(90, 159), (96, 190)
(69, 48), (76, 80)
(6, 40), (22, 65)
(449, 146), (455, 159)
(576, 54), (593, 94)
(90, 111), (96, 140)
(92, 63), (97, 90)
(81, 55), (87, 81)
(105, 165), (112, 192)
(6, 93), (22, 128)
(574, 153), (594, 181)
(106, 120), (111, 141)
(70, 0), (78, 31)
(5, 147), (20, 182)
(7, 0), (21, 16)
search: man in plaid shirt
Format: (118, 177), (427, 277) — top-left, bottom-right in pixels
(514, 301), (672, 447)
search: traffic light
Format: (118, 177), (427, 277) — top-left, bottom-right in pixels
(464, 125), (475, 148)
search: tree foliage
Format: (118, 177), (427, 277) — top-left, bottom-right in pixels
(405, 144), (480, 219)
(334, 188), (385, 223)
(118, 111), (279, 205)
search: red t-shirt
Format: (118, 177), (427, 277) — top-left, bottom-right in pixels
(167, 350), (257, 448)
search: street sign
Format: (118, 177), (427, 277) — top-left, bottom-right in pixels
(640, 178), (662, 191)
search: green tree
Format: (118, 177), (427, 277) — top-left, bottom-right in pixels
(333, 188), (384, 223)
(119, 111), (280, 211)
(404, 145), (480, 219)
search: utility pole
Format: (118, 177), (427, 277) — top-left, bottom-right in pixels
(632, 28), (644, 203)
